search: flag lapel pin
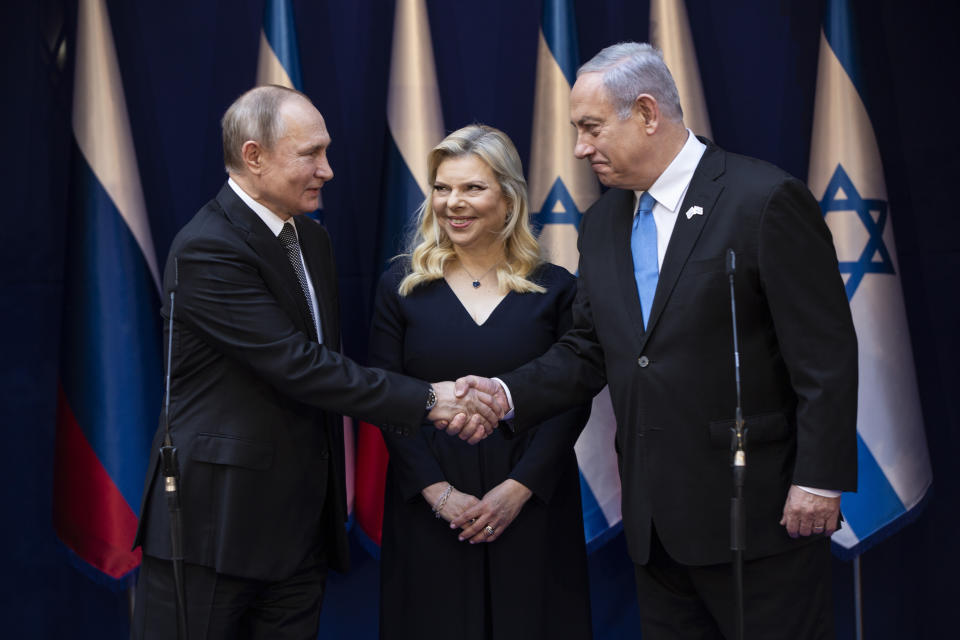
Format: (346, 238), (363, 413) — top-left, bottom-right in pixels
(685, 205), (704, 219)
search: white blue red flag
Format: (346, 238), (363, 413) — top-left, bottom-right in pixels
(808, 0), (932, 557)
(354, 0), (444, 554)
(529, 0), (620, 550)
(53, 0), (162, 585)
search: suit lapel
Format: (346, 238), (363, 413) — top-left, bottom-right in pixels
(215, 184), (319, 341)
(641, 143), (726, 349)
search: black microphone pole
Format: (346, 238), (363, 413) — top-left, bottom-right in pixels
(160, 258), (188, 639)
(726, 248), (746, 640)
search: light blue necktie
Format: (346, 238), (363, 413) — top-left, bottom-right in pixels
(631, 192), (659, 331)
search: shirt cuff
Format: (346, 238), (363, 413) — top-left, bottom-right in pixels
(490, 377), (515, 420)
(795, 484), (841, 498)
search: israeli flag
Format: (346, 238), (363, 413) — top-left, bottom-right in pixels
(808, 0), (932, 557)
(528, 0), (619, 550)
(257, 0), (321, 212)
(257, 0), (303, 89)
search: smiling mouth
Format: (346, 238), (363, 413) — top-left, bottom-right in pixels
(446, 217), (475, 229)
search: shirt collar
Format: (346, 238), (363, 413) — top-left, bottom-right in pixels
(633, 130), (707, 212)
(228, 177), (294, 238)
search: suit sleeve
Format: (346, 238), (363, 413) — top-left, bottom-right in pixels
(758, 177), (858, 491)
(173, 234), (429, 432)
(368, 272), (447, 501)
(500, 214), (609, 434)
(507, 274), (591, 503)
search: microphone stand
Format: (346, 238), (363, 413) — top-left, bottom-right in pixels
(726, 248), (746, 640)
(159, 260), (188, 639)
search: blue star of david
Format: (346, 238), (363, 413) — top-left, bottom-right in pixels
(531, 177), (583, 233)
(819, 164), (895, 300)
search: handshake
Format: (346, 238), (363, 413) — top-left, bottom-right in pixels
(426, 376), (509, 444)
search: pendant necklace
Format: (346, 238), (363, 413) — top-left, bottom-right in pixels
(461, 262), (500, 288)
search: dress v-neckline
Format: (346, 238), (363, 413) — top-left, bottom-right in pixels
(442, 278), (511, 327)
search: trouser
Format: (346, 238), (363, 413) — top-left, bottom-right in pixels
(131, 551), (328, 640)
(634, 526), (834, 640)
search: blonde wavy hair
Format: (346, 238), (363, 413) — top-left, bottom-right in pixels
(398, 124), (545, 296)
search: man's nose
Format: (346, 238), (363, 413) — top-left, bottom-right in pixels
(574, 136), (593, 159)
(316, 156), (333, 181)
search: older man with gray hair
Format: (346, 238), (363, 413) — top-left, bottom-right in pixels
(454, 43), (858, 638)
(131, 85), (502, 639)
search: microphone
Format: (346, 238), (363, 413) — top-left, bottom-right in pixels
(161, 256), (179, 488)
(159, 257), (189, 639)
(726, 248), (746, 640)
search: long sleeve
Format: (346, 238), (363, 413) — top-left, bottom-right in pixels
(170, 229), (429, 431)
(368, 271), (447, 501)
(507, 275), (591, 503)
(500, 216), (609, 434)
(757, 177), (858, 491)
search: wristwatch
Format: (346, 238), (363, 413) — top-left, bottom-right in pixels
(425, 386), (437, 412)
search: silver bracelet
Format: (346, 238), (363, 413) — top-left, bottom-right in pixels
(432, 483), (453, 518)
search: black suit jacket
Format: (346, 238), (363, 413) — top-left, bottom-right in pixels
(134, 183), (428, 580)
(501, 141), (858, 566)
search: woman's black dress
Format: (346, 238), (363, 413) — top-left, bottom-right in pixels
(369, 261), (592, 640)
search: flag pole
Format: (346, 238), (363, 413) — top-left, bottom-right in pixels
(854, 556), (864, 640)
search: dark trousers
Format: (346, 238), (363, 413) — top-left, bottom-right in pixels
(633, 527), (834, 640)
(131, 553), (328, 640)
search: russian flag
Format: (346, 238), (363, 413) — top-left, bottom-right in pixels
(528, 0), (623, 551)
(808, 0), (932, 558)
(355, 0), (444, 554)
(53, 0), (162, 585)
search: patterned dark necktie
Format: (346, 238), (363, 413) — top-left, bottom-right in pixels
(278, 222), (320, 341)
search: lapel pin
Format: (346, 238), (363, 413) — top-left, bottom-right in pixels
(685, 205), (703, 220)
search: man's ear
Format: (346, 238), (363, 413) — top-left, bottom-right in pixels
(634, 94), (661, 134)
(241, 140), (264, 175)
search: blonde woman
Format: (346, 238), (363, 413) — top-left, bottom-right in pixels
(370, 125), (592, 640)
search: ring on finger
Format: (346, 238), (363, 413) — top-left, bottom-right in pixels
(483, 525), (495, 536)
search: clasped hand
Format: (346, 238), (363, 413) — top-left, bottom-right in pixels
(427, 377), (509, 444)
(426, 479), (532, 543)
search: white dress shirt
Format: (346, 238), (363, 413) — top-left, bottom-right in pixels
(633, 129), (706, 269)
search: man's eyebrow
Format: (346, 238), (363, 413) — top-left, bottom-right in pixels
(574, 116), (602, 126)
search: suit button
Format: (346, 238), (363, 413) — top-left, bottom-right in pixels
(638, 355), (649, 367)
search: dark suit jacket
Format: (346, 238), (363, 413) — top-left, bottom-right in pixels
(134, 183), (428, 581)
(500, 140), (858, 566)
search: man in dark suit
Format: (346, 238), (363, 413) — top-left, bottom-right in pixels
(131, 85), (501, 639)
(453, 43), (857, 638)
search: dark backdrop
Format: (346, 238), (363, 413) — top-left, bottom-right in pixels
(2, 1), (957, 637)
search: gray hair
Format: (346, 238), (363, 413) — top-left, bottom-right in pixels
(578, 42), (683, 122)
(221, 85), (312, 173)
